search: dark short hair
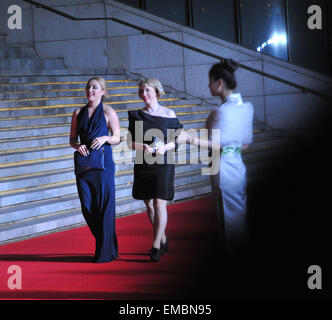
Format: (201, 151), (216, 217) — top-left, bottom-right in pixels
(209, 59), (239, 90)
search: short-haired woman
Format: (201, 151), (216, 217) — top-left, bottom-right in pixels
(70, 77), (120, 263)
(128, 78), (183, 261)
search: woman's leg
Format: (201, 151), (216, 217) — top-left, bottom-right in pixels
(152, 198), (168, 249)
(143, 199), (154, 226)
(144, 199), (167, 247)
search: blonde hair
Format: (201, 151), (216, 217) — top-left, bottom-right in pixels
(86, 77), (107, 101)
(138, 77), (164, 98)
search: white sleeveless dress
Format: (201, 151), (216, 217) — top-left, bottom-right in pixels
(205, 93), (254, 253)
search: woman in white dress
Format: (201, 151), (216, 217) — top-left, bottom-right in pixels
(190, 59), (254, 255)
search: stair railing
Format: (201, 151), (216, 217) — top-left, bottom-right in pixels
(18, 0), (332, 101)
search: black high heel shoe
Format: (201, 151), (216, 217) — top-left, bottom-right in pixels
(148, 238), (169, 253)
(161, 238), (168, 253)
(150, 247), (164, 261)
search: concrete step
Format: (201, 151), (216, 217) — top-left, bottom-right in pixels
(0, 98), (191, 118)
(0, 90), (138, 101)
(0, 167), (75, 193)
(0, 148), (284, 243)
(0, 123), (71, 139)
(0, 208), (86, 243)
(0, 193), (149, 228)
(0, 126), (267, 167)
(0, 159), (204, 192)
(0, 155), (135, 178)
(0, 86), (140, 100)
(0, 114), (262, 140)
(0, 144), (72, 164)
(0, 106), (215, 138)
(0, 133), (69, 151)
(0, 180), (212, 245)
(0, 73), (134, 85)
(0, 142), (134, 165)
(0, 179), (78, 207)
(0, 93), (184, 108)
(0, 141), (214, 177)
(0, 66), (130, 76)
(0, 104), (212, 129)
(0, 143), (134, 165)
(0, 116), (213, 149)
(0, 193), (80, 225)
(0, 83), (180, 99)
(0, 159), (269, 227)
(0, 140), (279, 210)
(0, 114), (72, 128)
(0, 155), (73, 178)
(0, 163), (210, 208)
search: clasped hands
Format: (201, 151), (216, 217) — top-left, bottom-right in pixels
(77, 136), (108, 156)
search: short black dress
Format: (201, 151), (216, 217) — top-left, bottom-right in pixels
(128, 110), (183, 200)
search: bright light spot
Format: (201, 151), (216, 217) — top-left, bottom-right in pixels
(256, 33), (287, 52)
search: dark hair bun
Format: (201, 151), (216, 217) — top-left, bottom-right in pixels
(209, 59), (239, 90)
(223, 59), (239, 74)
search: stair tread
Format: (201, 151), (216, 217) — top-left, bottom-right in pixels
(0, 182), (211, 231)
(0, 164), (206, 197)
(0, 195), (143, 227)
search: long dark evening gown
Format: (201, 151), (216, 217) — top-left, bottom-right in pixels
(75, 101), (118, 263)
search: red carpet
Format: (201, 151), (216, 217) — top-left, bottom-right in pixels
(0, 196), (220, 300)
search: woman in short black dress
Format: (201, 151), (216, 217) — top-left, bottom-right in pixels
(128, 78), (183, 261)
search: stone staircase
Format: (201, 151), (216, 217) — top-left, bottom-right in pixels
(0, 71), (292, 244)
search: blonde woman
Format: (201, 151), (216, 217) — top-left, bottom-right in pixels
(70, 77), (120, 263)
(128, 78), (183, 261)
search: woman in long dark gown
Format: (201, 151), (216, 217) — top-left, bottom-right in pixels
(128, 78), (183, 261)
(70, 77), (120, 263)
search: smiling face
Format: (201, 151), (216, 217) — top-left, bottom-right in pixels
(138, 84), (158, 105)
(86, 79), (105, 103)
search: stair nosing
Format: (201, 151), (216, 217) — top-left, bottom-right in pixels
(0, 79), (138, 87)
(0, 86), (138, 95)
(0, 97), (181, 111)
